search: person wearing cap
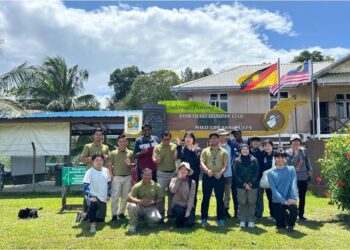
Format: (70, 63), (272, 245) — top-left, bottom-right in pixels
(229, 126), (249, 218)
(133, 124), (159, 182)
(234, 144), (259, 228)
(217, 128), (233, 218)
(267, 149), (298, 233)
(249, 136), (265, 218)
(108, 134), (135, 221)
(152, 130), (178, 218)
(200, 133), (228, 226)
(286, 134), (312, 221)
(127, 168), (165, 233)
(175, 131), (201, 208)
(169, 162), (196, 227)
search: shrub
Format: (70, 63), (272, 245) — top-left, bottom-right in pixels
(319, 126), (350, 211)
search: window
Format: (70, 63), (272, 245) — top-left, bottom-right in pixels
(269, 92), (288, 109)
(335, 94), (350, 118)
(209, 93), (228, 111)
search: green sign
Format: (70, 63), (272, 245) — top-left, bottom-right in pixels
(158, 100), (225, 113)
(62, 167), (86, 186)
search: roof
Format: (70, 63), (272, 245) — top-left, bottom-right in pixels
(0, 110), (142, 122)
(172, 61), (333, 92)
(20, 110), (142, 119)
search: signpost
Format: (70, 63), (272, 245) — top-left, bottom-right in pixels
(60, 166), (86, 212)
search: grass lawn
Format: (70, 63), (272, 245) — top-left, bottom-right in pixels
(0, 190), (349, 249)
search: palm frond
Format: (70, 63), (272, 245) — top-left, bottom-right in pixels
(0, 97), (26, 118)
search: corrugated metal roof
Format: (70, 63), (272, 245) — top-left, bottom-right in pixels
(18, 110), (142, 119)
(172, 61), (333, 91)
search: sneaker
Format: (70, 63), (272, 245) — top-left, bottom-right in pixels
(267, 216), (275, 221)
(89, 226), (96, 234)
(111, 215), (118, 221)
(201, 219), (208, 226)
(224, 209), (232, 218)
(217, 219), (225, 226)
(299, 216), (308, 221)
(239, 221), (246, 228)
(75, 212), (82, 223)
(248, 222), (255, 228)
(287, 226), (295, 233)
(117, 214), (125, 219)
(129, 225), (137, 233)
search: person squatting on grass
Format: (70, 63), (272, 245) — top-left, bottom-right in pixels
(175, 131), (201, 209)
(235, 144), (259, 228)
(127, 168), (165, 233)
(268, 149), (298, 233)
(76, 152), (112, 234)
(169, 162), (196, 228)
(108, 134), (135, 222)
(200, 133), (228, 227)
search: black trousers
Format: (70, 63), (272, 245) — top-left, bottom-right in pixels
(137, 167), (157, 182)
(230, 176), (239, 215)
(272, 203), (298, 228)
(88, 199), (107, 224)
(189, 174), (199, 208)
(201, 174), (225, 220)
(297, 180), (308, 217)
(172, 205), (196, 227)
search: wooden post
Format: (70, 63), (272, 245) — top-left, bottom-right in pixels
(31, 142), (36, 192)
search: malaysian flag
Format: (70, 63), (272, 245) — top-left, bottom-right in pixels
(270, 60), (311, 96)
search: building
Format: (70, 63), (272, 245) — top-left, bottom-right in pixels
(172, 55), (350, 138)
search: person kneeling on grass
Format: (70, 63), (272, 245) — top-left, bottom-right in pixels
(267, 149), (298, 233)
(169, 162), (196, 228)
(127, 168), (165, 233)
(76, 152), (112, 234)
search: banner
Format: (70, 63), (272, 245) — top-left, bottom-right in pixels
(124, 112), (143, 134)
(158, 100), (225, 113)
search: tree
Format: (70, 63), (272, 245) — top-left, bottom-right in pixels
(108, 66), (144, 104)
(291, 50), (335, 63)
(120, 69), (180, 109)
(15, 56), (100, 111)
(0, 63), (34, 117)
(181, 67), (214, 82)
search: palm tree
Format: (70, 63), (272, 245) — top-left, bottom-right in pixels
(0, 63), (34, 118)
(16, 56), (100, 111)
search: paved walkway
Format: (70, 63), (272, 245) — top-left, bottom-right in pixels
(2, 181), (81, 192)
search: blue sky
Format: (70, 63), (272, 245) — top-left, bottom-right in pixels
(1, 0), (350, 104)
(64, 1), (350, 50)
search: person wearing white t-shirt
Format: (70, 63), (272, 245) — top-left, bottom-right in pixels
(76, 152), (111, 234)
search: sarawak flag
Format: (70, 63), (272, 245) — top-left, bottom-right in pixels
(238, 63), (278, 91)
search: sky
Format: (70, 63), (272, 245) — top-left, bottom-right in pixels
(1, 0), (350, 106)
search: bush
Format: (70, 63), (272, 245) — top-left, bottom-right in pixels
(319, 126), (350, 211)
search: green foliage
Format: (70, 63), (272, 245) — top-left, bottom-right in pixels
(14, 56), (100, 112)
(319, 126), (350, 211)
(291, 50), (334, 63)
(120, 69), (180, 109)
(108, 66), (144, 105)
(181, 67), (214, 82)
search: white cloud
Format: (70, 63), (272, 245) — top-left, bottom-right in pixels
(0, 0), (349, 107)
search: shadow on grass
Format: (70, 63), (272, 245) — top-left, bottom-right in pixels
(297, 218), (324, 230)
(72, 220), (107, 238)
(276, 228), (307, 238)
(321, 214), (350, 231)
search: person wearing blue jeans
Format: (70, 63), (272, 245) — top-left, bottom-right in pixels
(200, 133), (228, 226)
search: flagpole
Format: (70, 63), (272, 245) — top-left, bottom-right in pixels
(310, 59), (315, 138)
(277, 58), (281, 148)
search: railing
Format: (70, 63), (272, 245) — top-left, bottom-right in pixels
(320, 117), (350, 134)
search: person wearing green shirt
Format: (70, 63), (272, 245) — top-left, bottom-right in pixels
(152, 131), (178, 217)
(127, 168), (165, 233)
(200, 133), (228, 227)
(108, 134), (135, 221)
(80, 128), (110, 169)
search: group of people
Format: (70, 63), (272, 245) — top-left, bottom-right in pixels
(76, 124), (312, 234)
